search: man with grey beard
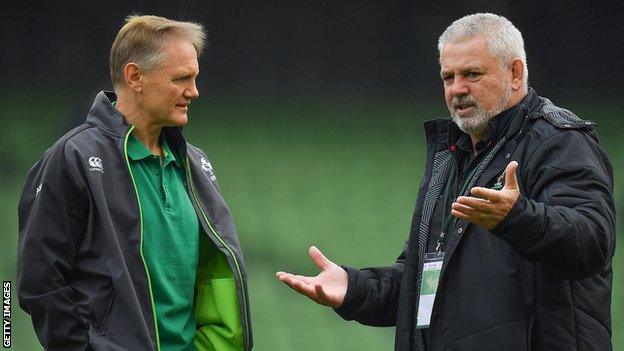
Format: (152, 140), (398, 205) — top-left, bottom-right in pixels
(449, 74), (512, 137)
(277, 13), (615, 351)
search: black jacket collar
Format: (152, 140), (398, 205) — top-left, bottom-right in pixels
(425, 87), (542, 153)
(85, 91), (130, 137)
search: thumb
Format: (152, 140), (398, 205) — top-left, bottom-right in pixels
(503, 161), (519, 190)
(309, 246), (332, 271)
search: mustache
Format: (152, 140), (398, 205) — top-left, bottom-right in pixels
(452, 95), (480, 109)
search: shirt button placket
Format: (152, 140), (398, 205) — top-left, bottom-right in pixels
(162, 169), (171, 210)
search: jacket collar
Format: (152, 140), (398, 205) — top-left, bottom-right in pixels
(502, 87), (541, 139)
(85, 91), (130, 137)
(425, 87), (541, 153)
(85, 90), (189, 156)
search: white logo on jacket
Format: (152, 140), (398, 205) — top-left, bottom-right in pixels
(88, 157), (104, 173)
(200, 157), (217, 181)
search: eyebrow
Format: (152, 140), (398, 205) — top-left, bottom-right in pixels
(175, 69), (199, 78)
(461, 66), (484, 72)
(440, 66), (485, 76)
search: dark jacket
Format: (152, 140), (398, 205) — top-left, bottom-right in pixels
(17, 91), (253, 351)
(335, 89), (615, 351)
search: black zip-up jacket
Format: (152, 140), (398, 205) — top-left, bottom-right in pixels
(335, 89), (615, 351)
(17, 91), (253, 350)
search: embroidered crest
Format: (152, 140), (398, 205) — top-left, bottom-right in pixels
(200, 157), (217, 181)
(88, 156), (104, 173)
(491, 171), (505, 190)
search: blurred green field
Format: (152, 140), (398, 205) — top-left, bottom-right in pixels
(1, 93), (621, 350)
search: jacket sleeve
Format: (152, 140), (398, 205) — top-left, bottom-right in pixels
(17, 143), (90, 350)
(491, 130), (615, 279)
(333, 246), (406, 326)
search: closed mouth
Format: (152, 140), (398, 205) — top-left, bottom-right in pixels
(454, 103), (475, 114)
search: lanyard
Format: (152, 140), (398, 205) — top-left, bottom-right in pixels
(435, 150), (493, 254)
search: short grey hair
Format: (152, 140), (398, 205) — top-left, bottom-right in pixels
(110, 14), (206, 90)
(438, 13), (528, 88)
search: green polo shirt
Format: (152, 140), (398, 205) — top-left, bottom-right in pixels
(127, 133), (199, 351)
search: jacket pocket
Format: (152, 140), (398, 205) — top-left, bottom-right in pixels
(194, 278), (243, 351)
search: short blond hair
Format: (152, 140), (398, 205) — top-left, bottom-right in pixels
(110, 14), (206, 90)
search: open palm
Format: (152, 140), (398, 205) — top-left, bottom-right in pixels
(451, 161), (521, 229)
(276, 246), (348, 308)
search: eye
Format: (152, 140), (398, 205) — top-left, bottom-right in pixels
(465, 71), (482, 79)
(441, 74), (454, 85)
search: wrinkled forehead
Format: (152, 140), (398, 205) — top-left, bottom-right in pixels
(160, 40), (200, 71)
(439, 36), (499, 71)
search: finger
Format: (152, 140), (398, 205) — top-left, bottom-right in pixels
(277, 269), (320, 285)
(503, 161), (519, 190)
(286, 280), (316, 298)
(451, 203), (487, 223)
(314, 283), (338, 307)
(451, 208), (488, 225)
(276, 271), (314, 284)
(455, 196), (492, 211)
(315, 284), (328, 302)
(314, 283), (324, 296)
(292, 274), (315, 284)
(276, 272), (298, 282)
(451, 202), (482, 216)
(279, 274), (317, 297)
(470, 187), (500, 202)
(451, 208), (472, 221)
(309, 246), (332, 271)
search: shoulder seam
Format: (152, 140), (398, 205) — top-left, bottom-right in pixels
(63, 123), (100, 145)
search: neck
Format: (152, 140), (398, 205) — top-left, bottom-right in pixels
(469, 126), (491, 155)
(466, 88), (529, 155)
(131, 127), (163, 156)
(115, 90), (163, 156)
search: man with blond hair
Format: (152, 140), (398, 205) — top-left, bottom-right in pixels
(18, 15), (252, 350)
(277, 13), (614, 350)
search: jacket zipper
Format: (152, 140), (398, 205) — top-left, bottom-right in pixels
(123, 126), (161, 351)
(184, 156), (251, 351)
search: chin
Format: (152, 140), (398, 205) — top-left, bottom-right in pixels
(168, 114), (189, 126)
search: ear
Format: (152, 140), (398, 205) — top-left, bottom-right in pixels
(510, 58), (524, 91)
(123, 63), (143, 92)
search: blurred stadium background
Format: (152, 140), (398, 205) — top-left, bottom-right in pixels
(1, 1), (622, 350)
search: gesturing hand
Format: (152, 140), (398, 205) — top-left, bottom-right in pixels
(451, 161), (520, 230)
(276, 246), (348, 308)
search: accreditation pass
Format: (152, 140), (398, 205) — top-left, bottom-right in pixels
(416, 252), (445, 328)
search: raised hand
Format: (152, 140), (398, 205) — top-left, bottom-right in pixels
(451, 161), (520, 229)
(276, 246), (348, 308)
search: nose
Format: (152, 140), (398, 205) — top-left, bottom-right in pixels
(185, 80), (199, 100)
(448, 77), (469, 97)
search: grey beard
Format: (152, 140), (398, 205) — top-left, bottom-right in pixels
(451, 84), (512, 135)
(452, 104), (492, 135)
